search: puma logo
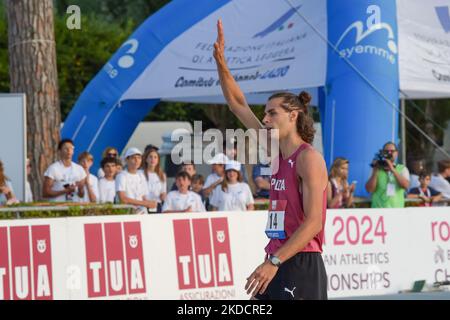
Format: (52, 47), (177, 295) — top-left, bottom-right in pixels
(284, 286), (296, 298)
(288, 159), (294, 168)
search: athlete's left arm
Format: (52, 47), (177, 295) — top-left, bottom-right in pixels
(273, 149), (328, 262)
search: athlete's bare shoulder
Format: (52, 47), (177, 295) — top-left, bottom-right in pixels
(295, 146), (327, 185)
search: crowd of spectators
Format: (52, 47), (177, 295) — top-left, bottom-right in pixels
(1, 139), (450, 211)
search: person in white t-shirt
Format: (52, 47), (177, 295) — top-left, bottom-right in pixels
(142, 147), (167, 212)
(43, 139), (87, 202)
(97, 147), (120, 178)
(210, 160), (254, 212)
(163, 171), (206, 213)
(430, 159), (450, 199)
(0, 160), (19, 205)
(98, 157), (120, 204)
(203, 153), (228, 200)
(116, 147), (156, 213)
(75, 151), (99, 203)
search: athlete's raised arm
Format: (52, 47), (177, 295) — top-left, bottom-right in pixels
(213, 19), (263, 131)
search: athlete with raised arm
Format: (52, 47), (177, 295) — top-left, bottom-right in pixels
(213, 20), (328, 300)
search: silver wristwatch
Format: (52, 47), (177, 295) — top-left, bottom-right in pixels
(268, 254), (281, 267)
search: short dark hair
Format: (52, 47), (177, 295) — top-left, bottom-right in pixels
(58, 139), (74, 150)
(191, 174), (204, 185)
(438, 160), (450, 173)
(176, 171), (191, 181)
(418, 171), (431, 180)
(101, 156), (121, 169)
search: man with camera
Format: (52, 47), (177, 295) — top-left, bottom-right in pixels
(365, 142), (410, 208)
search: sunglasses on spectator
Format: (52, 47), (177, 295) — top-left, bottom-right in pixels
(107, 153), (118, 157)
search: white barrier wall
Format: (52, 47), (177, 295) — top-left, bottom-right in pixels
(0, 208), (449, 300)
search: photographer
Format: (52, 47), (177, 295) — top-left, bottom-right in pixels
(365, 142), (410, 208)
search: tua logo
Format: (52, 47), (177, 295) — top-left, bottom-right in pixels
(271, 178), (286, 191)
(84, 222), (146, 298)
(0, 225), (53, 300)
(336, 5), (397, 64)
(173, 218), (234, 290)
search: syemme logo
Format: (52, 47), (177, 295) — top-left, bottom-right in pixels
(0, 225), (53, 300)
(84, 222), (146, 298)
(436, 6), (450, 33)
(173, 218), (233, 290)
(253, 5), (301, 38)
(336, 5), (397, 65)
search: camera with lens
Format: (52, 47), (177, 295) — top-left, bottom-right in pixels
(370, 149), (394, 168)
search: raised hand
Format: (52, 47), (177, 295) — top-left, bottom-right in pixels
(213, 19), (225, 65)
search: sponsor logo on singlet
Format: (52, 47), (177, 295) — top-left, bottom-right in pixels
(271, 178), (286, 191)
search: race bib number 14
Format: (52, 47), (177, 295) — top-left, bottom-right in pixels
(265, 200), (287, 239)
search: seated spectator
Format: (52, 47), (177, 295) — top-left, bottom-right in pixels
(408, 159), (424, 190)
(97, 147), (119, 178)
(163, 171), (206, 213)
(203, 153), (228, 199)
(365, 142), (410, 208)
(327, 157), (355, 208)
(170, 162), (197, 191)
(252, 163), (271, 199)
(191, 174), (206, 204)
(408, 171), (442, 206)
(430, 159), (450, 199)
(0, 160), (19, 205)
(98, 157), (120, 204)
(43, 139), (86, 202)
(116, 147), (156, 214)
(142, 147), (167, 212)
(25, 158), (33, 203)
(75, 151), (99, 203)
(210, 160), (254, 212)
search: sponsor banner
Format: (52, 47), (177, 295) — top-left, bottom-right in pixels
(398, 0), (450, 98)
(121, 0), (327, 100)
(0, 208), (449, 299)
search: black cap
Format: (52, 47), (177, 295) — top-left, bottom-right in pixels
(144, 144), (159, 153)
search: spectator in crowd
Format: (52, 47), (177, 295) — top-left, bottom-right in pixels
(327, 157), (355, 208)
(210, 160), (254, 211)
(116, 147), (156, 214)
(191, 174), (206, 204)
(142, 147), (167, 212)
(0, 160), (18, 205)
(223, 139), (248, 182)
(408, 171), (442, 207)
(252, 162), (271, 199)
(365, 142), (410, 208)
(76, 151), (99, 203)
(203, 153), (228, 199)
(25, 158), (33, 203)
(98, 157), (120, 204)
(430, 159), (450, 199)
(43, 139), (86, 202)
(408, 159), (424, 190)
(97, 147), (119, 178)
(163, 171), (206, 213)
(170, 162), (197, 191)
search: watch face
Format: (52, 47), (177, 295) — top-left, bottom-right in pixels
(270, 255), (281, 266)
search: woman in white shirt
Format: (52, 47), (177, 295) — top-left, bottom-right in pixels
(210, 160), (254, 212)
(142, 147), (167, 212)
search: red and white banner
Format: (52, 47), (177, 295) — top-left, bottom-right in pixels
(0, 207), (448, 299)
